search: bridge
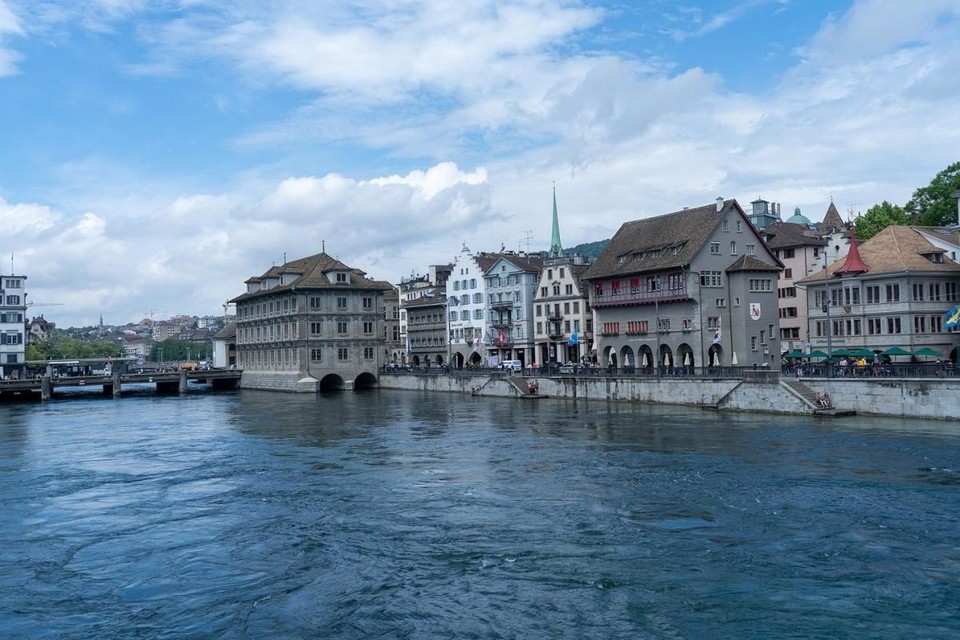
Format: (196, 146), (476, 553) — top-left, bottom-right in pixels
(0, 368), (242, 402)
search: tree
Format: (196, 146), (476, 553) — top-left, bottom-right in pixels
(853, 201), (911, 240)
(905, 161), (960, 227)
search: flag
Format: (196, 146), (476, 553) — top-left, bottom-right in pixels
(712, 317), (722, 344)
(945, 303), (960, 330)
(497, 329), (505, 346)
(567, 330), (579, 346)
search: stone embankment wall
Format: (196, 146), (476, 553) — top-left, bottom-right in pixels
(377, 372), (960, 421)
(240, 371), (319, 393)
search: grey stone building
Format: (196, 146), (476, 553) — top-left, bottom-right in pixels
(230, 252), (392, 392)
(583, 198), (783, 370)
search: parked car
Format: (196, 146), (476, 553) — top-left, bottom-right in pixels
(559, 363), (575, 374)
(499, 359), (523, 372)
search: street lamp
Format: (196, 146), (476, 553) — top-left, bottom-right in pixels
(654, 276), (661, 379)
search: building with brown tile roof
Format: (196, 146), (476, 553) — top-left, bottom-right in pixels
(533, 256), (593, 368)
(229, 252), (393, 391)
(583, 198), (783, 370)
(796, 226), (960, 362)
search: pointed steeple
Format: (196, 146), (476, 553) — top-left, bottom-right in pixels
(834, 227), (869, 276)
(549, 183), (563, 258)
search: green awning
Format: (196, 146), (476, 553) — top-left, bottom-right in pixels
(830, 348), (853, 357)
(882, 346), (911, 356)
(784, 350), (804, 358)
(913, 347), (941, 358)
(850, 348), (876, 358)
(807, 350), (829, 359)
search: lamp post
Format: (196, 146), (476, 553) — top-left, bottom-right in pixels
(654, 276), (661, 380)
(823, 252), (833, 377)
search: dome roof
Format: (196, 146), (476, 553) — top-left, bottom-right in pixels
(786, 206), (811, 225)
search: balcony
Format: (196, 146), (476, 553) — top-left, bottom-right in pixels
(490, 300), (514, 311)
(490, 320), (513, 330)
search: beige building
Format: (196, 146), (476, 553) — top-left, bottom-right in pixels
(533, 256), (593, 367)
(797, 226), (960, 362)
(230, 252), (392, 392)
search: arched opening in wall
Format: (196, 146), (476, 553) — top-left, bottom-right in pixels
(707, 344), (723, 368)
(638, 345), (654, 371)
(659, 344), (674, 373)
(619, 345), (636, 372)
(454, 352), (465, 368)
(355, 372), (378, 390)
(412, 355), (421, 367)
(319, 374), (345, 392)
(678, 343), (695, 371)
(469, 352), (482, 367)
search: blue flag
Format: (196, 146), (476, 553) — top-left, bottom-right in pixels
(567, 330), (578, 346)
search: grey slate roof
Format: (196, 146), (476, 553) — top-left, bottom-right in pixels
(762, 221), (827, 250)
(231, 252), (392, 303)
(726, 254), (782, 273)
(583, 199), (746, 280)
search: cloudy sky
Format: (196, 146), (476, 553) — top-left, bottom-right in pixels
(2, 0), (959, 328)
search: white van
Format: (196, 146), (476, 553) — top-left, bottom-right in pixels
(499, 359), (523, 372)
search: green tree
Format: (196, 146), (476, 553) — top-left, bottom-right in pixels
(905, 161), (960, 227)
(854, 201), (911, 240)
(151, 338), (209, 363)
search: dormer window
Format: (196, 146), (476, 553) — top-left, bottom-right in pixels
(336, 272), (348, 283)
(925, 253), (944, 264)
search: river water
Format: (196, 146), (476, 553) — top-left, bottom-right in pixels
(1, 387), (958, 639)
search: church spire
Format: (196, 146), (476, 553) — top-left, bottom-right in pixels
(549, 183), (563, 258)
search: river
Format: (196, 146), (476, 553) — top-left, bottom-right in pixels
(1, 388), (958, 639)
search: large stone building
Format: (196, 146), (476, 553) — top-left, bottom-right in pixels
(533, 256), (593, 367)
(584, 198), (783, 370)
(0, 273), (27, 379)
(797, 225), (960, 362)
(230, 252), (392, 392)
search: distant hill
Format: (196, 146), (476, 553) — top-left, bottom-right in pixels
(565, 239), (609, 260)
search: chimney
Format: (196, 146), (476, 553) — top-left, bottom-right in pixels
(716, 197), (724, 212)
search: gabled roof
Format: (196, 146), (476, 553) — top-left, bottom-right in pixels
(230, 252), (392, 303)
(484, 252), (544, 275)
(583, 199), (779, 280)
(762, 221), (827, 250)
(797, 225), (960, 283)
(726, 254), (781, 273)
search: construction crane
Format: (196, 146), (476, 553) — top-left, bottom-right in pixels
(26, 301), (64, 308)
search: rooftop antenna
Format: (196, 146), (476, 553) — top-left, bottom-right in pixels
(322, 240), (326, 253)
(522, 230), (533, 253)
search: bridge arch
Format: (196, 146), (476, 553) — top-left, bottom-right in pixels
(355, 372), (378, 390)
(319, 374), (345, 392)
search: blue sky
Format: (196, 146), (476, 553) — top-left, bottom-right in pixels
(2, 0), (959, 328)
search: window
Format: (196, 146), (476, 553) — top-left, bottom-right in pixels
(866, 285), (880, 304)
(751, 336), (757, 351)
(337, 321), (348, 334)
(363, 321), (373, 334)
(602, 322), (620, 335)
(710, 242), (720, 255)
(746, 244), (755, 255)
(748, 279), (772, 292)
(657, 318), (670, 333)
(553, 284), (561, 295)
(626, 320), (648, 334)
(5, 295), (20, 305)
(914, 316), (927, 333)
(535, 304), (542, 317)
(885, 284), (900, 303)
(722, 220), (729, 231)
(336, 272), (347, 283)
(886, 317), (901, 334)
(778, 287), (796, 299)
(565, 284), (573, 295)
(363, 297), (373, 309)
(868, 318), (882, 335)
(782, 248), (795, 259)
(931, 315), (943, 333)
(730, 241), (737, 256)
(783, 268), (792, 279)
(364, 347), (374, 359)
(912, 284), (925, 302)
(736, 220), (742, 232)
(310, 321), (322, 335)
(715, 298), (726, 307)
(337, 297), (347, 309)
(338, 348), (349, 360)
(700, 271), (723, 287)
(310, 348), (322, 361)
(929, 283), (942, 301)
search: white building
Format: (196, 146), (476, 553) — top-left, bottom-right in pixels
(1, 274), (27, 379)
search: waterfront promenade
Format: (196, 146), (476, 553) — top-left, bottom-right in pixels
(380, 364), (960, 421)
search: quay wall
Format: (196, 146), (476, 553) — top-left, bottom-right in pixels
(377, 373), (960, 421)
(240, 371), (319, 393)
